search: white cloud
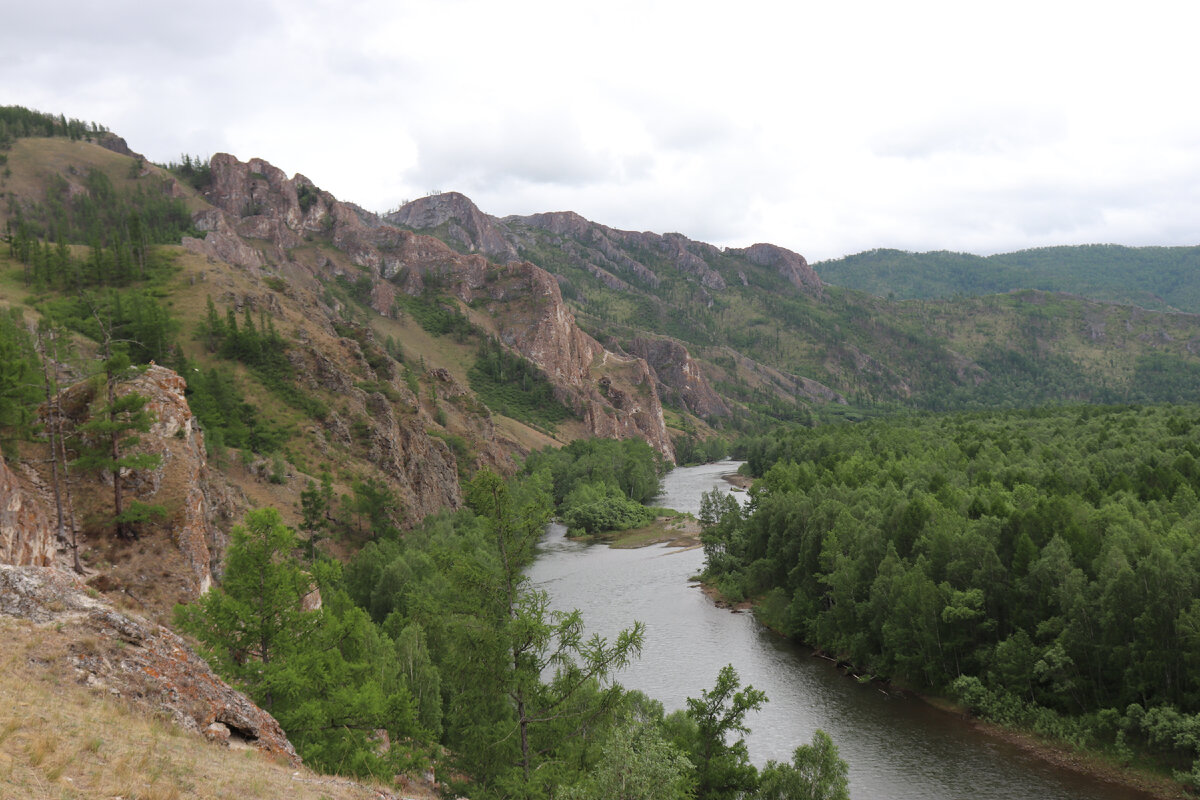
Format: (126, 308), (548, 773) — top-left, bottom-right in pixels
(5, 0), (1200, 261)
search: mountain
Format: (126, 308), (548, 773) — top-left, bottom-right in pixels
(385, 194), (1200, 413)
(815, 245), (1200, 313)
(4, 108), (1200, 794)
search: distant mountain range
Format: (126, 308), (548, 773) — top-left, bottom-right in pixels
(814, 245), (1200, 313)
(386, 193), (1200, 415)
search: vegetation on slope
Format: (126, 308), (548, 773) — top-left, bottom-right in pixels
(709, 404), (1200, 786)
(180, 461), (849, 799)
(816, 245), (1200, 313)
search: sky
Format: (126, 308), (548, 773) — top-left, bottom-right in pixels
(5, 0), (1200, 262)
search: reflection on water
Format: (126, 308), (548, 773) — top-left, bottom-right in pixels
(527, 461), (1149, 800)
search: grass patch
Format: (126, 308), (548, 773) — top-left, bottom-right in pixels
(0, 615), (399, 799)
(579, 511), (697, 549)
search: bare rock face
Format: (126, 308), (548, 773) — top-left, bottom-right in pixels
(628, 338), (731, 418)
(471, 262), (675, 461)
(0, 564), (299, 764)
(0, 459), (55, 566)
(185, 209), (267, 271)
(386, 192), (519, 263)
(95, 131), (140, 158)
(363, 392), (463, 516)
(730, 243), (823, 294)
(126, 366), (231, 593)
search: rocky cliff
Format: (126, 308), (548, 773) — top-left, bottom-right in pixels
(729, 242), (823, 293)
(26, 365), (237, 602)
(385, 191), (519, 263)
(386, 193), (825, 302)
(198, 153), (676, 462)
(628, 337), (731, 419)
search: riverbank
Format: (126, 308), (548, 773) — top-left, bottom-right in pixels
(966, 717), (1189, 800)
(722, 471), (754, 490)
(708, 579), (1190, 800)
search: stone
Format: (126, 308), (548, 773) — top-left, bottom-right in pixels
(0, 458), (56, 567)
(0, 564), (300, 764)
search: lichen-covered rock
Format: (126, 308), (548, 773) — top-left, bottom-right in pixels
(0, 564), (299, 764)
(0, 458), (56, 567)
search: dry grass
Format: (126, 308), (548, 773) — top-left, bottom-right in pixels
(0, 617), (395, 800)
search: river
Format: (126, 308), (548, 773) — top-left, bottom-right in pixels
(527, 460), (1149, 800)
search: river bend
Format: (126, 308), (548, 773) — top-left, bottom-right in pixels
(527, 460), (1147, 800)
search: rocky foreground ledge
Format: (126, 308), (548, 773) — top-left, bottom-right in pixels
(0, 563), (298, 763)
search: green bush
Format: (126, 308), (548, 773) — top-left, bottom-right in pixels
(560, 482), (654, 536)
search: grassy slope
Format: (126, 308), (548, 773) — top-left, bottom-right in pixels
(0, 616), (411, 800)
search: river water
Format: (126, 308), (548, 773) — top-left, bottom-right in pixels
(527, 460), (1148, 800)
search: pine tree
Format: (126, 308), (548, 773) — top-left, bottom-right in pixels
(71, 353), (161, 539)
(176, 507), (320, 709)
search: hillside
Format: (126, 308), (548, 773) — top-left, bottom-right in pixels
(387, 194), (1200, 414)
(814, 245), (1200, 313)
(4, 107), (1200, 797)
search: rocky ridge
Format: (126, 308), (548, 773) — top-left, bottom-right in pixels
(628, 337), (731, 419)
(200, 154), (675, 462)
(382, 191), (833, 426)
(388, 192), (824, 299)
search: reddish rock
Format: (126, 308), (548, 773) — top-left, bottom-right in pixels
(204, 152), (677, 463)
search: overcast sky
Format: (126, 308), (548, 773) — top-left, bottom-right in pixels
(5, 0), (1199, 261)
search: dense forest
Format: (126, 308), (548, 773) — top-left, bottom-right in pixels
(815, 245), (1200, 313)
(706, 405), (1200, 785)
(179, 448), (851, 799)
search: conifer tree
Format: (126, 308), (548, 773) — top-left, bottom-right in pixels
(684, 664), (766, 800)
(71, 352), (161, 539)
(177, 507), (320, 708)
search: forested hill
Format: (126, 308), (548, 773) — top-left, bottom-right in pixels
(814, 245), (1200, 313)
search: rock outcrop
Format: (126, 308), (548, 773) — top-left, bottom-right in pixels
(729, 242), (823, 293)
(363, 391), (464, 515)
(203, 153), (676, 462)
(628, 338), (731, 418)
(0, 458), (56, 567)
(385, 192), (519, 263)
(477, 264), (674, 459)
(0, 564), (299, 764)
(50, 365), (233, 596)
